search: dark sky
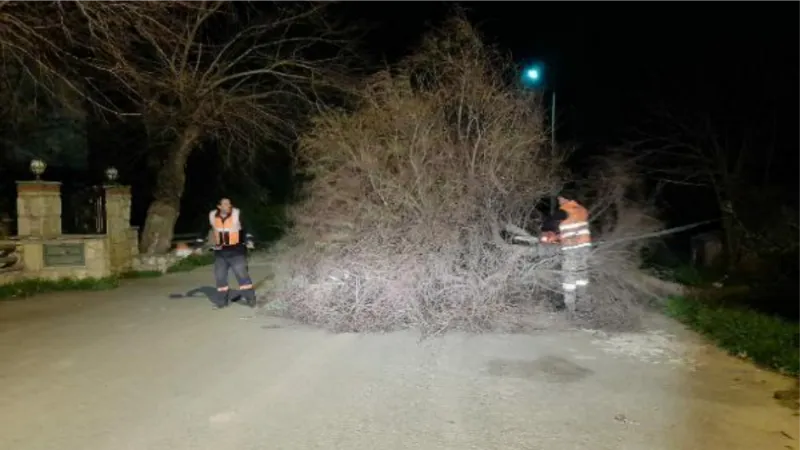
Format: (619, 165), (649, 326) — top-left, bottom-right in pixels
(341, 2), (798, 164)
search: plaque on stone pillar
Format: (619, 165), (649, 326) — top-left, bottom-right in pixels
(43, 243), (86, 267)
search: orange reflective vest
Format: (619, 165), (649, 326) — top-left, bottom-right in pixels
(209, 208), (242, 247)
(558, 199), (591, 250)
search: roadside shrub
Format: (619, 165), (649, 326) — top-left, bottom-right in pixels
(667, 295), (799, 375)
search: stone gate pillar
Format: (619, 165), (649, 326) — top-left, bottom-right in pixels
(104, 185), (134, 272)
(16, 181), (62, 238)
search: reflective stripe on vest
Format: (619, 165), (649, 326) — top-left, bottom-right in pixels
(560, 224), (591, 248)
(559, 201), (591, 249)
(210, 208), (241, 246)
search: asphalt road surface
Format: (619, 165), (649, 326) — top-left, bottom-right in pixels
(0, 259), (796, 450)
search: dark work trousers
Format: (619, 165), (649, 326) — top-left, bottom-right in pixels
(213, 247), (255, 307)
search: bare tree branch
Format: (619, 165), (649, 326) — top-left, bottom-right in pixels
(63, 1), (355, 159)
(631, 101), (797, 271)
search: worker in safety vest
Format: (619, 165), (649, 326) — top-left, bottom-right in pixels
(208, 198), (255, 309)
(555, 196), (592, 313)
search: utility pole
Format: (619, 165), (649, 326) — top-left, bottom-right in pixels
(550, 90), (556, 151)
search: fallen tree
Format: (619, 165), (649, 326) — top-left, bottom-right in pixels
(264, 15), (663, 334)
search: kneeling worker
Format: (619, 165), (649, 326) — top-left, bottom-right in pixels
(209, 197), (256, 309)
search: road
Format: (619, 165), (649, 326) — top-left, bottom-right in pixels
(0, 256), (796, 450)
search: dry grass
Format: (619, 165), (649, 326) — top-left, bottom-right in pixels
(264, 16), (663, 334)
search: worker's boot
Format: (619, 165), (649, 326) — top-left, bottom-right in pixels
(240, 288), (257, 308)
(212, 289), (230, 310)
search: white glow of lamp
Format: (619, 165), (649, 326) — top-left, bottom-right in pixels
(29, 159), (47, 180)
(105, 166), (119, 183)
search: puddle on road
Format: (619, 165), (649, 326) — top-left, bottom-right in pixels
(487, 355), (594, 383)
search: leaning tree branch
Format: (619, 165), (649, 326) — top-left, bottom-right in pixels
(69, 1), (353, 152)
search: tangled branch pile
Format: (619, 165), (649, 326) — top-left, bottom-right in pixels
(266, 17), (661, 333)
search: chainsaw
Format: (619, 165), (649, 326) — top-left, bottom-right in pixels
(507, 219), (718, 249)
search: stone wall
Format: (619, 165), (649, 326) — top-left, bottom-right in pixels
(0, 236), (112, 285)
(2, 236), (111, 282)
(0, 269), (24, 285)
(0, 180), (138, 286)
(104, 185), (137, 274)
(16, 181), (61, 238)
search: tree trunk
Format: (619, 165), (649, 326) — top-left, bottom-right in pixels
(721, 212), (738, 271)
(717, 194), (741, 273)
(139, 126), (200, 254)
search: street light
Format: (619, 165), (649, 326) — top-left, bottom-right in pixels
(521, 62), (556, 151)
(526, 68), (541, 82)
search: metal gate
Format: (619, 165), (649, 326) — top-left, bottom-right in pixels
(0, 177), (16, 238)
(61, 183), (106, 234)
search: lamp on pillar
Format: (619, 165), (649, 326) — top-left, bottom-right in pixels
(105, 166), (119, 184)
(29, 159), (46, 181)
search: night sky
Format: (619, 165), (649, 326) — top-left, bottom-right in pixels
(27, 2), (791, 235)
(178, 1), (800, 233)
(341, 2), (798, 172)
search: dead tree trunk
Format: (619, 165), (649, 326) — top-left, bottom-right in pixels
(714, 184), (742, 273)
(139, 126), (200, 254)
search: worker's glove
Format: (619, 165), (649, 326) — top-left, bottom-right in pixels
(245, 233), (255, 250)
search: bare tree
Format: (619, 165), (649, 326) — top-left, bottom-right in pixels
(0, 2), (74, 133)
(50, 1), (352, 253)
(1, 2), (204, 117)
(0, 0), (187, 169)
(0, 2), (64, 87)
(634, 108), (784, 271)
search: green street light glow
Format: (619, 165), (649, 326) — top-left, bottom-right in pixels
(521, 62), (556, 151)
(522, 64), (544, 87)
